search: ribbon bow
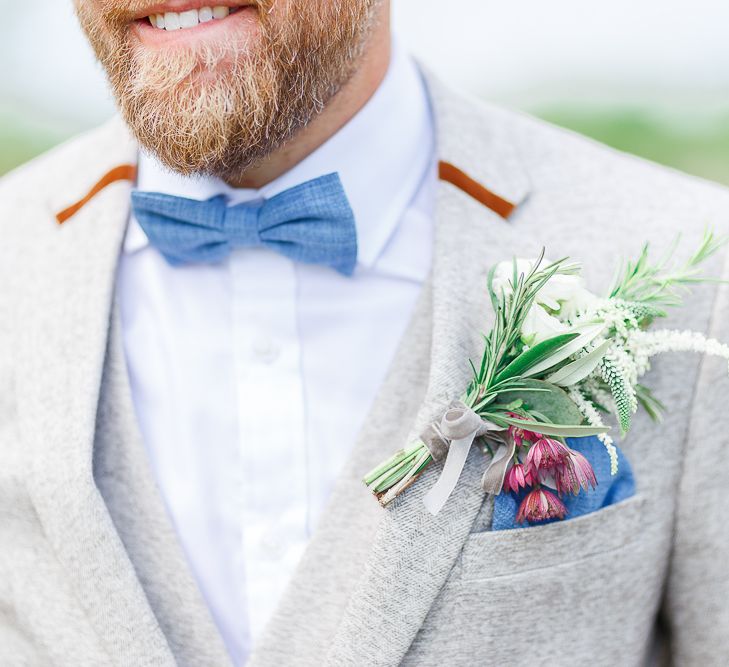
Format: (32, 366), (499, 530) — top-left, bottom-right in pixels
(421, 403), (514, 515)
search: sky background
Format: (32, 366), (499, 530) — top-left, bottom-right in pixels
(2, 0), (728, 180)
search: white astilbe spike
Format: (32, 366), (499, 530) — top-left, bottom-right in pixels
(581, 378), (615, 413)
(629, 329), (729, 374)
(569, 388), (619, 475)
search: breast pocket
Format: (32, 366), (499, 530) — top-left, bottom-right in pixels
(460, 493), (648, 580)
(405, 494), (661, 667)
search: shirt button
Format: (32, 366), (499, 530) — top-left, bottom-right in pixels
(260, 530), (286, 560)
(251, 338), (280, 364)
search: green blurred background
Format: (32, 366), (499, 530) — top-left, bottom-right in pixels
(538, 105), (729, 186)
(2, 0), (728, 186)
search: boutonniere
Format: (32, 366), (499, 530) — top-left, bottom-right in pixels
(363, 231), (729, 522)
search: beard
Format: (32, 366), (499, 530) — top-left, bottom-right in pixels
(75, 1), (380, 179)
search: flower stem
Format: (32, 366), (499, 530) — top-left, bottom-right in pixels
(378, 447), (433, 507)
(362, 440), (424, 486)
(369, 450), (422, 493)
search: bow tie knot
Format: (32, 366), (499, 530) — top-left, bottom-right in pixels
(219, 197), (263, 246)
(131, 172), (358, 275)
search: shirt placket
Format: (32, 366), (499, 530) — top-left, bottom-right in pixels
(230, 249), (309, 641)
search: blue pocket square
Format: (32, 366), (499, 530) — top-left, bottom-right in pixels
(492, 435), (636, 531)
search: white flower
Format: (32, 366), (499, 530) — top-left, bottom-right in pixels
(521, 303), (569, 345)
(554, 283), (595, 320)
(491, 259), (533, 299)
(492, 258), (597, 326)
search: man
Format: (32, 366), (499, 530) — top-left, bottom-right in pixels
(1, 1), (728, 665)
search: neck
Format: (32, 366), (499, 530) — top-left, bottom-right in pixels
(224, 13), (392, 190)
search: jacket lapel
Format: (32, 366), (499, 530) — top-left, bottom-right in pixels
(17, 120), (177, 665)
(324, 74), (534, 666)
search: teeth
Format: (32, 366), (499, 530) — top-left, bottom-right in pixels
(148, 13), (165, 28)
(147, 7), (232, 31)
(179, 9), (198, 28)
(164, 11), (181, 30)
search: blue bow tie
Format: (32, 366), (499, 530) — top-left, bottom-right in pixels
(130, 172), (358, 275)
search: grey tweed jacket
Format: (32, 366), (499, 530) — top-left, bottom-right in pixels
(2, 72), (729, 667)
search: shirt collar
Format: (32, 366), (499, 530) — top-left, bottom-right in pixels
(125, 41), (435, 270)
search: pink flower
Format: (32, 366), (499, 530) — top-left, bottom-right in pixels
(516, 487), (568, 524)
(502, 463), (535, 493)
(507, 413), (541, 447)
(525, 437), (570, 473)
(555, 449), (598, 495)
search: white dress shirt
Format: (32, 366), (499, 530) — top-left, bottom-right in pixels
(117, 44), (436, 665)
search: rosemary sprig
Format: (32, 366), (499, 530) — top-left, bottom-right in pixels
(472, 252), (578, 402)
(608, 228), (727, 307)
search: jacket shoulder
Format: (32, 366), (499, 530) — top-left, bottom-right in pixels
(512, 105), (728, 208)
(428, 69), (729, 219)
(0, 116), (135, 207)
(0, 117), (136, 266)
(0, 116), (136, 324)
(426, 70), (729, 238)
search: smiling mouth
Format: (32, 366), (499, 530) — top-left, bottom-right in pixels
(144, 6), (243, 30)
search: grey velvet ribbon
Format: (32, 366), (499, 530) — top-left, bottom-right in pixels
(421, 402), (513, 515)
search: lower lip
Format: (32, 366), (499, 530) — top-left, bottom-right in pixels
(131, 7), (259, 47)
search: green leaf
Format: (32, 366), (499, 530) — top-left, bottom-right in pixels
(546, 340), (611, 386)
(523, 322), (605, 378)
(492, 379), (585, 426)
(486, 414), (610, 437)
(477, 333), (491, 383)
(493, 333), (578, 385)
(486, 263), (500, 314)
(636, 383), (665, 423)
